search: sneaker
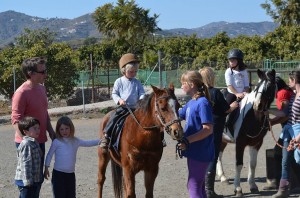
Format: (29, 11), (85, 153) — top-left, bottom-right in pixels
(162, 139), (167, 147)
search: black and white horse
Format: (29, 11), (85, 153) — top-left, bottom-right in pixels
(217, 69), (276, 197)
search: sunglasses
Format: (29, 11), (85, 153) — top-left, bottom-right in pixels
(34, 69), (47, 74)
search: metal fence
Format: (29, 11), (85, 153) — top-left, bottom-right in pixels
(77, 59), (300, 90)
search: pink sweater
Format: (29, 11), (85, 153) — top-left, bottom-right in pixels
(11, 82), (49, 143)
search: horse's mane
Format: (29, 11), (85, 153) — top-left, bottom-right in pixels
(136, 92), (154, 113)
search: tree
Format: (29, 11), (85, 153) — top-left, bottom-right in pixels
(93, 0), (160, 53)
(261, 0), (300, 26)
(45, 43), (79, 100)
(0, 42), (79, 100)
(15, 28), (57, 49)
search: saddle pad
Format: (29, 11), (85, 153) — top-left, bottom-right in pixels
(111, 112), (129, 153)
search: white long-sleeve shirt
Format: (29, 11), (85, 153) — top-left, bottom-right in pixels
(112, 76), (145, 108)
(45, 137), (99, 173)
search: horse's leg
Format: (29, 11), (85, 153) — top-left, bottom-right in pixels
(216, 141), (229, 183)
(97, 147), (110, 198)
(234, 143), (246, 197)
(123, 166), (136, 198)
(248, 146), (259, 193)
(144, 166), (159, 198)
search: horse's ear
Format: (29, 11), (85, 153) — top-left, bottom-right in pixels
(151, 85), (160, 93)
(257, 69), (265, 80)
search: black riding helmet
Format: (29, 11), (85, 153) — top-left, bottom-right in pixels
(227, 48), (244, 60)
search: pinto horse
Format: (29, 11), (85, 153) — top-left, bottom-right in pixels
(216, 69), (276, 197)
(97, 85), (184, 198)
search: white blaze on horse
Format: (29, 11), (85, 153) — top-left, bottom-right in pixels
(217, 69), (276, 197)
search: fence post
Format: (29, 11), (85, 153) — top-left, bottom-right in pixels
(158, 50), (162, 88)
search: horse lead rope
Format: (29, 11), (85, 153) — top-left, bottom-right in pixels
(268, 119), (299, 151)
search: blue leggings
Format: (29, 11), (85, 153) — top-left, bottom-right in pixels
(187, 158), (209, 198)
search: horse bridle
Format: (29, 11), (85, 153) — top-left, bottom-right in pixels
(154, 95), (182, 135)
(246, 80), (274, 138)
(125, 94), (181, 135)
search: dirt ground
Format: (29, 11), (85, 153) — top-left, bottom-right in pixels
(1, 116), (300, 198)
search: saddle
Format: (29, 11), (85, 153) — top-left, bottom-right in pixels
(106, 107), (130, 153)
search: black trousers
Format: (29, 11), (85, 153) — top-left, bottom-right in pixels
(103, 106), (130, 138)
(52, 169), (76, 198)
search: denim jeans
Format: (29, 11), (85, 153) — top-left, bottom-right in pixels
(281, 128), (293, 180)
(18, 183), (40, 198)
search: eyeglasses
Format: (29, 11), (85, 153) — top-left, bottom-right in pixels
(34, 70), (47, 74)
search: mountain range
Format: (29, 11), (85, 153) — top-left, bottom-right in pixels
(0, 10), (279, 47)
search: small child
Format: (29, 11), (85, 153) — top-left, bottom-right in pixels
(99, 53), (145, 151)
(44, 116), (99, 198)
(178, 71), (214, 198)
(15, 116), (43, 198)
(225, 48), (250, 134)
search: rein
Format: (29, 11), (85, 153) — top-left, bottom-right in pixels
(125, 104), (160, 130)
(125, 94), (181, 134)
(154, 95), (181, 135)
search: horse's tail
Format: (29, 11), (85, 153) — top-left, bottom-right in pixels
(111, 160), (123, 198)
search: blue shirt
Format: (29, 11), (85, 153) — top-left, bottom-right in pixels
(112, 76), (145, 109)
(178, 96), (214, 162)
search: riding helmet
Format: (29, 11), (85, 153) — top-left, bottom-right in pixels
(119, 53), (139, 69)
(227, 48), (244, 60)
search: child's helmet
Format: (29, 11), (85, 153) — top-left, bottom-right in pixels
(119, 53), (139, 69)
(227, 48), (244, 60)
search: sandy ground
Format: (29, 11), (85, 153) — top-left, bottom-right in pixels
(1, 117), (300, 198)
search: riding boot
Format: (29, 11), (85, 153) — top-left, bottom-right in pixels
(205, 172), (224, 198)
(271, 179), (289, 198)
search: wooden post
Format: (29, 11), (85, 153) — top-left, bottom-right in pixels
(90, 54), (95, 103)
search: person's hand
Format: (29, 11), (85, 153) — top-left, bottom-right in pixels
(179, 143), (187, 150)
(230, 101), (239, 109)
(235, 93), (245, 99)
(119, 99), (126, 106)
(44, 167), (50, 180)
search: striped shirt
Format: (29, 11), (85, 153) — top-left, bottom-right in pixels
(15, 136), (42, 186)
(291, 95), (300, 125)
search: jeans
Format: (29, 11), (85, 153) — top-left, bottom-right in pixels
(280, 126), (293, 180)
(18, 183), (40, 198)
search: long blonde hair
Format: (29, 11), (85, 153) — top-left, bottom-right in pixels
(181, 70), (211, 101)
(199, 67), (215, 88)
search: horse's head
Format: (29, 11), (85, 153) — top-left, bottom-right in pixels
(253, 69), (276, 111)
(151, 84), (184, 140)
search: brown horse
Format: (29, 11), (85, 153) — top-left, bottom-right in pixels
(97, 85), (184, 198)
(216, 69), (276, 197)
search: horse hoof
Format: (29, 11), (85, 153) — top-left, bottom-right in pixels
(234, 187), (243, 197)
(250, 187), (259, 193)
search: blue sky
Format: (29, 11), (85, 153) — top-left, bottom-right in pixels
(0, 0), (272, 29)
